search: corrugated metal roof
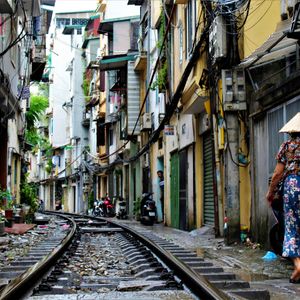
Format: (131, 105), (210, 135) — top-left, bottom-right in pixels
(240, 19), (296, 68)
(99, 54), (136, 71)
(128, 0), (144, 5)
(62, 25), (83, 34)
(100, 15), (139, 24)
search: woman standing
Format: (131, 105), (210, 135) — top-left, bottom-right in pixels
(266, 112), (300, 283)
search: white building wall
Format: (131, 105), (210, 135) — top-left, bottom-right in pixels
(105, 0), (139, 19)
(50, 31), (70, 147)
(113, 22), (130, 55)
(90, 107), (98, 155)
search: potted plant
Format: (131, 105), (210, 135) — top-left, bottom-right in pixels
(0, 188), (12, 208)
(133, 197), (141, 221)
(0, 211), (6, 236)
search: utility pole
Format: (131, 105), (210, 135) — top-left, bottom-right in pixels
(224, 112), (240, 244)
(208, 5), (243, 243)
(223, 15), (243, 244)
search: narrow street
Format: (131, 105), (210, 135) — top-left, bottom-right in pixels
(1, 0), (300, 298)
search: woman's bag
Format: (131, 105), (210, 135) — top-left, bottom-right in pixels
(272, 180), (284, 211)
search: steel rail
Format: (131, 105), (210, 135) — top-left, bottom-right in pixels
(108, 219), (230, 300)
(45, 212), (229, 300)
(0, 214), (76, 300)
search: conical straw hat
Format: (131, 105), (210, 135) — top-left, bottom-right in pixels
(279, 112), (300, 133)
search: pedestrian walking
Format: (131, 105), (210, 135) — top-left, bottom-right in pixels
(157, 170), (164, 222)
(266, 112), (300, 283)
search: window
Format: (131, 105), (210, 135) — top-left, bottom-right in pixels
(77, 28), (82, 35)
(72, 18), (88, 26)
(185, 0), (197, 57)
(56, 18), (70, 29)
(179, 22), (183, 65)
(158, 137), (163, 149)
(14, 159), (17, 185)
(0, 14), (9, 53)
(268, 98), (300, 175)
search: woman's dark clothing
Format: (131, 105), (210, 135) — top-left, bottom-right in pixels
(276, 137), (300, 258)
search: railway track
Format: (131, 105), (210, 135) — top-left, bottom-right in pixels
(0, 212), (270, 299)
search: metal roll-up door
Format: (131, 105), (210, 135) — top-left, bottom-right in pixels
(203, 132), (215, 225)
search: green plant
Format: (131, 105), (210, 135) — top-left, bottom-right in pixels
(88, 191), (94, 209)
(25, 95), (48, 131)
(20, 176), (38, 213)
(151, 10), (168, 92)
(82, 71), (91, 102)
(151, 60), (168, 91)
(45, 159), (53, 174)
(133, 197), (141, 217)
(0, 188), (13, 209)
(0, 212), (6, 223)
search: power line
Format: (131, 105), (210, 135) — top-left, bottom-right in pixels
(100, 4), (176, 160)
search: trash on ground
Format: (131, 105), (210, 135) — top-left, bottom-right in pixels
(262, 251), (277, 260)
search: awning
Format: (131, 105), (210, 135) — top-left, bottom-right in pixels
(41, 0), (56, 6)
(82, 37), (99, 49)
(98, 16), (139, 34)
(63, 25), (83, 35)
(86, 97), (99, 108)
(239, 19), (296, 69)
(128, 0), (144, 5)
(99, 54), (136, 71)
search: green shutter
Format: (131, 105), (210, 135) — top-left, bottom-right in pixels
(203, 134), (215, 225)
(170, 152), (179, 228)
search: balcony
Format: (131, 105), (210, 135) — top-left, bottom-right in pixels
(134, 52), (147, 71)
(82, 111), (91, 127)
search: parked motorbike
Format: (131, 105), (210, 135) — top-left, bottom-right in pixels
(269, 199), (284, 256)
(115, 197), (127, 219)
(103, 195), (115, 217)
(140, 193), (156, 226)
(93, 200), (105, 217)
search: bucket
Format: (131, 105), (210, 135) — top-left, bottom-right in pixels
(240, 225), (248, 243)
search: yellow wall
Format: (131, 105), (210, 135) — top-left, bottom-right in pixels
(163, 4), (207, 229)
(239, 122), (251, 231)
(243, 1), (281, 58)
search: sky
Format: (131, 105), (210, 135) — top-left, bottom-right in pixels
(51, 0), (139, 17)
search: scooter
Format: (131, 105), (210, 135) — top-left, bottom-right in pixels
(269, 198), (284, 256)
(140, 193), (156, 226)
(103, 195), (115, 217)
(93, 200), (105, 217)
(116, 197), (127, 219)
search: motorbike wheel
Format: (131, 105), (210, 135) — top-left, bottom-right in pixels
(269, 223), (284, 256)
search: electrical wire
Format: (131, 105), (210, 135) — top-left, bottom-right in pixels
(216, 91), (250, 167)
(99, 4), (176, 161)
(55, 150), (85, 177)
(252, 59), (297, 90)
(243, 0), (272, 32)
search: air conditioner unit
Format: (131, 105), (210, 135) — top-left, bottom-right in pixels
(141, 113), (152, 131)
(209, 15), (227, 65)
(83, 173), (90, 183)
